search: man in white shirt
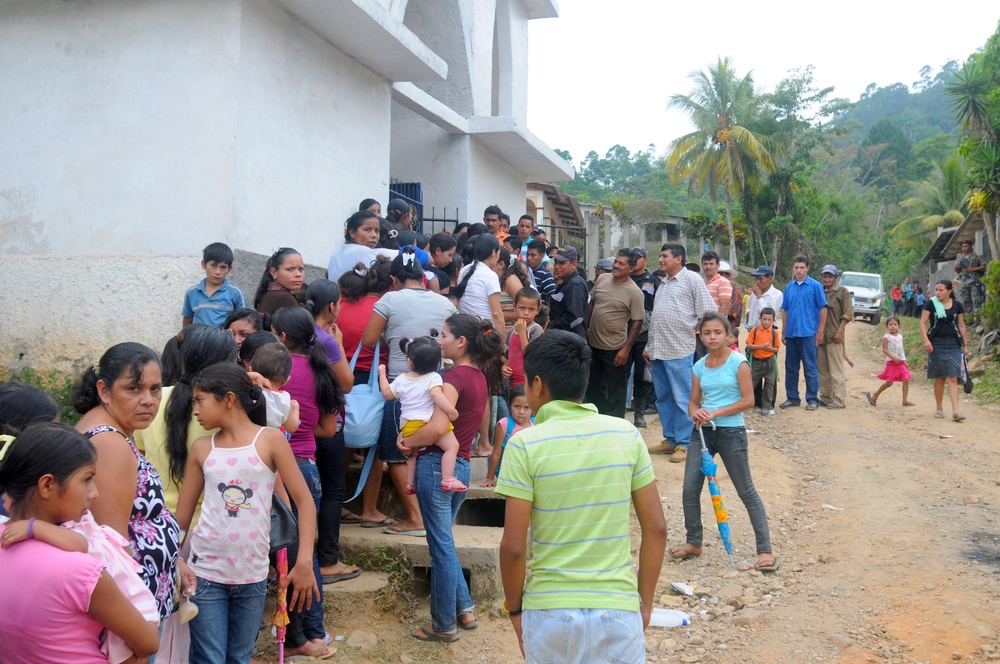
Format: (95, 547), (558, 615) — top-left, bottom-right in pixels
(746, 265), (783, 330)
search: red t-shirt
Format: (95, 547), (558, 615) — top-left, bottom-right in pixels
(506, 323), (543, 386)
(338, 296), (387, 372)
(419, 365), (487, 461)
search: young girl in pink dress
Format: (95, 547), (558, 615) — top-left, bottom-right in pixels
(174, 363), (319, 664)
(865, 316), (914, 407)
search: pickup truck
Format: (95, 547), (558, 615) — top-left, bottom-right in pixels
(838, 271), (884, 325)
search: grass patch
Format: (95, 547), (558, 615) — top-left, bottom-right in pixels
(3, 367), (81, 426)
(343, 544), (418, 618)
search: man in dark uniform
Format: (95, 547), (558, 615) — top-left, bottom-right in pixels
(549, 245), (589, 338)
(628, 247), (659, 427)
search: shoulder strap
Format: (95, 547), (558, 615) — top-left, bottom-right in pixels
(505, 417), (516, 444)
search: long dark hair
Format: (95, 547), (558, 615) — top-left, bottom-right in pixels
(239, 330), (281, 366)
(253, 247), (300, 308)
(499, 247), (530, 289)
(72, 343), (161, 414)
(271, 307), (344, 414)
(192, 363), (267, 428)
(161, 324), (208, 387)
(453, 234), (500, 300)
(0, 422), (97, 518)
(443, 313), (505, 393)
(222, 308), (263, 335)
(304, 280), (340, 321)
(164, 327), (238, 484)
(0, 383), (59, 434)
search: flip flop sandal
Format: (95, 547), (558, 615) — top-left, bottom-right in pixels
(669, 546), (701, 561)
(322, 566), (362, 584)
(441, 477), (468, 493)
(864, 392), (877, 407)
(953, 414), (966, 422)
(360, 517), (398, 528)
(934, 412), (945, 419)
(412, 625), (460, 643)
(752, 556), (781, 573)
(458, 611), (478, 630)
(903, 402), (916, 407)
(341, 510), (363, 523)
(405, 481), (416, 496)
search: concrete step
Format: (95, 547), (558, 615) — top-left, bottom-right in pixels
(339, 523), (501, 600)
(324, 570), (389, 596)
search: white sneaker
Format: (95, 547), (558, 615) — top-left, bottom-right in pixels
(767, 409), (775, 416)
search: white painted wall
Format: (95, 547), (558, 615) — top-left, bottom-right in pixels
(468, 138), (530, 222)
(0, 0), (394, 372)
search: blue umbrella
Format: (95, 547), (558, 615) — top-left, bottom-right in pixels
(697, 422), (735, 566)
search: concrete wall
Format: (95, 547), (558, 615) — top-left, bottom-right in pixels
(0, 0), (392, 373)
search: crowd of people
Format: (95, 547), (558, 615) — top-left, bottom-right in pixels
(0, 197), (978, 663)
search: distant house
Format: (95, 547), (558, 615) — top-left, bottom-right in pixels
(0, 0), (572, 372)
(921, 212), (994, 288)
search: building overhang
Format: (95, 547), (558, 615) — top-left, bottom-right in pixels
(392, 84), (573, 182)
(276, 0), (447, 82)
(522, 0), (560, 20)
(921, 228), (958, 264)
(528, 181), (585, 229)
(469, 116), (574, 183)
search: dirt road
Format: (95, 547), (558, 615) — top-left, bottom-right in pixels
(285, 324), (1000, 663)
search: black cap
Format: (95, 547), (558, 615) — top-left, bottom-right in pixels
(630, 247), (647, 258)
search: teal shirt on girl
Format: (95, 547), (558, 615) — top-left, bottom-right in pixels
(693, 350), (748, 427)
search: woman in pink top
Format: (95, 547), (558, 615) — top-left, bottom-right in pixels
(0, 422), (160, 663)
(270, 306), (344, 660)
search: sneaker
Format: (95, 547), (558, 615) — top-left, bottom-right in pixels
(805, 401), (820, 411)
(825, 402), (844, 409)
(767, 409), (775, 416)
(669, 447), (687, 463)
(779, 400), (800, 409)
(633, 413), (647, 428)
(648, 440), (676, 454)
(759, 407), (768, 416)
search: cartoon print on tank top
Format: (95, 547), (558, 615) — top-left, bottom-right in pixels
(218, 482), (253, 517)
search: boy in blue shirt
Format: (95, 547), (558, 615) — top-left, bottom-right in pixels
(181, 242), (247, 327)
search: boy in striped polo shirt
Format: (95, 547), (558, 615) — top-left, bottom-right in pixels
(496, 330), (667, 663)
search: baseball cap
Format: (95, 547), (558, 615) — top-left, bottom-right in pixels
(554, 245), (579, 262)
(961, 238), (973, 246)
(750, 265), (774, 277)
(595, 258), (613, 270)
(685, 261), (701, 273)
(630, 247), (647, 258)
(821, 264), (838, 276)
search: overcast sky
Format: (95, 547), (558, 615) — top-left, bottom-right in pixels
(527, 2), (1000, 167)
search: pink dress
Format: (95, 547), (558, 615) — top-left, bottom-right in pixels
(65, 512), (159, 663)
(877, 332), (911, 382)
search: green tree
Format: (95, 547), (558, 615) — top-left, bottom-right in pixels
(890, 158), (969, 248)
(665, 56), (777, 268)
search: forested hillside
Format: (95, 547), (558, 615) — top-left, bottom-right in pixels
(554, 21), (1000, 285)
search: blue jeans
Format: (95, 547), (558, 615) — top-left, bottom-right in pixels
(650, 354), (694, 449)
(522, 608), (644, 664)
(286, 458), (325, 647)
(188, 578), (268, 664)
(784, 336), (819, 403)
(415, 453), (474, 634)
(682, 426), (771, 554)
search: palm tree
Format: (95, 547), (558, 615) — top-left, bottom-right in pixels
(945, 59), (1000, 259)
(665, 57), (777, 268)
(890, 158), (970, 248)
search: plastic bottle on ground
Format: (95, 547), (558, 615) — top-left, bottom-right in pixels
(648, 608), (690, 628)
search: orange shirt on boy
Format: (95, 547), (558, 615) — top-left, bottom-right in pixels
(747, 325), (781, 359)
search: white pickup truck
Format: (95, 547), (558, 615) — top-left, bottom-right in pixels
(838, 271), (884, 325)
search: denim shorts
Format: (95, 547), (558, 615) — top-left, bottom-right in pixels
(521, 608), (644, 664)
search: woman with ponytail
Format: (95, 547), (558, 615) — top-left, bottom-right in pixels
(304, 279), (362, 584)
(73, 342), (184, 626)
(254, 247), (304, 315)
(360, 248), (457, 535)
(270, 305), (343, 659)
(454, 233), (505, 333)
(398, 313), (504, 643)
(134, 326), (238, 524)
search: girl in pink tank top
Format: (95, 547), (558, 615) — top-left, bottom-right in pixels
(174, 363), (320, 664)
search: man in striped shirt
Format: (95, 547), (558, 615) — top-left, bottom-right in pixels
(496, 331), (667, 662)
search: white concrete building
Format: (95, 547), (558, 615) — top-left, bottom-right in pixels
(0, 0), (572, 373)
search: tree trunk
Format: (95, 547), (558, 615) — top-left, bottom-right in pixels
(771, 235), (782, 275)
(724, 193), (738, 269)
(984, 209), (1000, 262)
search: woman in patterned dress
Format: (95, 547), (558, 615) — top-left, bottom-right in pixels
(73, 343), (192, 632)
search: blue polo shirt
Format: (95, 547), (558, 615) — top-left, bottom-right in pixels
(780, 276), (827, 338)
(182, 278), (247, 326)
